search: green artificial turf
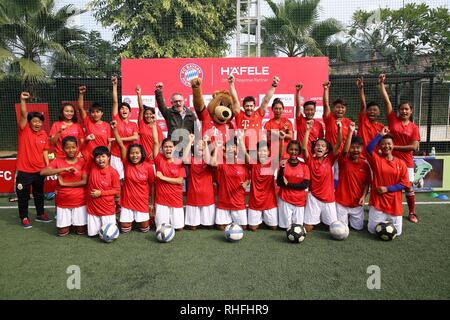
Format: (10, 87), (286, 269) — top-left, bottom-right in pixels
(0, 195), (449, 300)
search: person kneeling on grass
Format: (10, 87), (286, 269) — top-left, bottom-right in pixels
(366, 127), (410, 236)
(40, 136), (88, 236)
(111, 121), (155, 233)
(86, 146), (120, 237)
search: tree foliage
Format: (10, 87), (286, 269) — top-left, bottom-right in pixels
(348, 3), (450, 76)
(90, 0), (239, 58)
(261, 0), (348, 61)
(0, 0), (86, 84)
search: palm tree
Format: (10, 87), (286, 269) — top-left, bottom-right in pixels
(0, 0), (85, 87)
(261, 0), (348, 60)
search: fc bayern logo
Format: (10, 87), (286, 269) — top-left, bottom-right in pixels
(180, 63), (204, 87)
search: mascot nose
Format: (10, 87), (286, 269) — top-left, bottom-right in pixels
(222, 110), (230, 118)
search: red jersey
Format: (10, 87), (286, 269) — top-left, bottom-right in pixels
(197, 107), (234, 141)
(387, 112), (420, 168)
(87, 165), (120, 216)
(323, 113), (352, 154)
(82, 117), (111, 161)
(49, 121), (84, 158)
(186, 159), (215, 207)
(49, 157), (87, 208)
(121, 161), (155, 213)
(335, 155), (371, 208)
(154, 153), (186, 208)
(249, 162), (277, 210)
(235, 109), (265, 148)
(16, 123), (49, 173)
(110, 115), (139, 157)
(367, 152), (410, 216)
(296, 116), (324, 153)
(138, 119), (164, 164)
(264, 117), (293, 159)
(216, 164), (249, 210)
(357, 112), (384, 158)
(278, 161), (310, 207)
(307, 153), (337, 203)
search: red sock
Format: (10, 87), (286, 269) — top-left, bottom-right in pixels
(406, 193), (415, 214)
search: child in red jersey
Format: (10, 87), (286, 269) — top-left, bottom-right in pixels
(264, 98), (293, 160)
(210, 137), (250, 230)
(303, 119), (342, 233)
(49, 103), (84, 159)
(366, 127), (410, 236)
(379, 74), (420, 223)
(136, 85), (163, 164)
(16, 92), (52, 228)
(111, 121), (155, 233)
(276, 140), (310, 229)
(78, 85), (111, 164)
(356, 77), (384, 157)
(151, 124), (186, 231)
(41, 136), (87, 236)
(335, 123), (371, 230)
(109, 76), (139, 180)
(86, 146), (120, 237)
(295, 83), (324, 154)
(182, 134), (215, 230)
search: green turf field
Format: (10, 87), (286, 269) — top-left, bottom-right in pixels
(1, 194), (449, 300)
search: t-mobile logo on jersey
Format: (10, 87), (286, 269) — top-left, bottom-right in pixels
(241, 120), (250, 130)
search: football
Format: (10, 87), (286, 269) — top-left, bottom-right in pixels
(329, 220), (349, 240)
(156, 223), (175, 243)
(375, 221), (397, 241)
(286, 224), (306, 243)
(224, 223), (244, 242)
(99, 223), (119, 243)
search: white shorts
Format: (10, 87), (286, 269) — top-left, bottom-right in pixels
(87, 214), (117, 237)
(248, 207), (278, 227)
(120, 207), (149, 223)
(408, 167), (414, 183)
(336, 203), (364, 230)
(155, 204), (185, 229)
(304, 193), (338, 226)
(215, 208), (247, 226)
(185, 204), (216, 226)
(110, 155), (124, 180)
(368, 207), (403, 236)
(277, 198), (305, 229)
(56, 206), (87, 228)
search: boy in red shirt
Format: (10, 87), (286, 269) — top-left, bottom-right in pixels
(335, 123), (371, 230)
(16, 92), (52, 228)
(86, 146), (121, 237)
(379, 74), (420, 223)
(264, 98), (293, 160)
(366, 127), (410, 236)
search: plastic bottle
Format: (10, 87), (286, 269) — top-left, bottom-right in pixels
(430, 147), (436, 157)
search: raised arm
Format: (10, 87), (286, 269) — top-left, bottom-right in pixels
(366, 127), (389, 156)
(342, 122), (356, 154)
(155, 82), (170, 118)
(237, 130), (251, 164)
(378, 74), (393, 115)
(209, 140), (222, 167)
(357, 77), (367, 113)
(136, 85), (144, 120)
(332, 119), (343, 155)
(111, 121), (126, 161)
(19, 92), (30, 130)
(322, 81), (331, 118)
(228, 75), (241, 116)
(182, 134), (195, 163)
(77, 85), (87, 120)
(301, 120), (313, 160)
(191, 78), (205, 114)
(295, 83), (303, 119)
(151, 121), (160, 159)
(112, 76), (119, 116)
(259, 76), (280, 115)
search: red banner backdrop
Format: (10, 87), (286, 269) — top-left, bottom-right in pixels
(121, 57), (329, 132)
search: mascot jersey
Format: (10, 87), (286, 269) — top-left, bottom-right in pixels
(197, 108), (234, 141)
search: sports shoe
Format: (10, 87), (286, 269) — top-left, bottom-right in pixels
(35, 213), (53, 223)
(408, 213), (418, 223)
(22, 218), (32, 229)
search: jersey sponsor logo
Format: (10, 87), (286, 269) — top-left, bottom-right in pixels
(180, 63), (204, 87)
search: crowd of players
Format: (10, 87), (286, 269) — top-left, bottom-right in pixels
(15, 74), (420, 239)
